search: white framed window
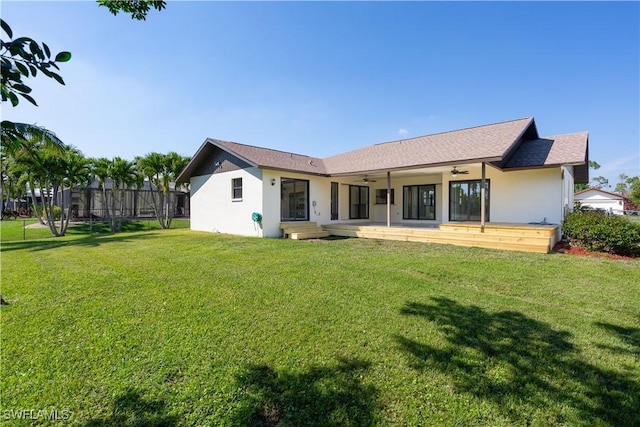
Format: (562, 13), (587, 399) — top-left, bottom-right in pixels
(232, 178), (243, 200)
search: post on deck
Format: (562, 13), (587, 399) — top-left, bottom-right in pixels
(386, 171), (391, 228)
(480, 162), (486, 233)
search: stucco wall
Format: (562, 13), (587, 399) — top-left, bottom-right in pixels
(190, 167), (264, 236)
(369, 175), (443, 225)
(562, 166), (575, 218)
(260, 170), (332, 237)
(485, 167), (562, 224)
(190, 165), (567, 237)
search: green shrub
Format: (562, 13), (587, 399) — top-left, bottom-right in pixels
(52, 206), (62, 221)
(562, 211), (640, 257)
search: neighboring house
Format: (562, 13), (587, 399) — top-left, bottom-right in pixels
(574, 188), (626, 215)
(177, 117), (588, 238)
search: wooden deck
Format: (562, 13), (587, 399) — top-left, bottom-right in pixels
(280, 222), (330, 240)
(321, 222), (560, 253)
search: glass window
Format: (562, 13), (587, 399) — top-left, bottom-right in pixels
(349, 185), (369, 219)
(403, 185), (435, 220)
(232, 178), (242, 199)
(331, 182), (339, 220)
(375, 188), (395, 204)
(281, 178), (309, 221)
(449, 179), (490, 221)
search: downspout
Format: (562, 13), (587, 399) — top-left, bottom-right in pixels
(480, 162), (486, 233)
(386, 171), (391, 227)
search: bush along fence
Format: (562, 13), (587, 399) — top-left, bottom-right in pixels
(562, 211), (640, 257)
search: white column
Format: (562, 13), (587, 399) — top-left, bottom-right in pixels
(387, 171), (391, 227)
(480, 162), (486, 232)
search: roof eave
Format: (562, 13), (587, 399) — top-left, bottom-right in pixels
(327, 156), (504, 177)
(207, 138), (260, 168)
(176, 139), (212, 183)
(262, 166), (330, 177)
(501, 161), (585, 173)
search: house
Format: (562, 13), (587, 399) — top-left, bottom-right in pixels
(177, 117), (588, 250)
(574, 188), (625, 215)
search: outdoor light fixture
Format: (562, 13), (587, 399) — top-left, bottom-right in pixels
(271, 178), (277, 186)
(214, 161), (221, 169)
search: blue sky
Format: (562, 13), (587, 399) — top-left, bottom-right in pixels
(3, 1), (639, 186)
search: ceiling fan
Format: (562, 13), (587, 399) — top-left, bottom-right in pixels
(450, 167), (469, 177)
(355, 175), (377, 183)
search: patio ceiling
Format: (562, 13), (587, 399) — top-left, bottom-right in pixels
(341, 163), (482, 181)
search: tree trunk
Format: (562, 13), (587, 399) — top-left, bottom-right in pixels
(118, 186), (126, 230)
(29, 180), (46, 225)
(110, 188), (117, 232)
(40, 183), (61, 237)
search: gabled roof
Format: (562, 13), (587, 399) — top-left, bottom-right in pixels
(211, 139), (327, 175)
(575, 187), (626, 200)
(501, 131), (589, 183)
(323, 117), (534, 175)
(177, 117), (589, 183)
(177, 138), (328, 182)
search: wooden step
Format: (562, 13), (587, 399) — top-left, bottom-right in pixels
(280, 222), (331, 240)
(290, 230), (330, 240)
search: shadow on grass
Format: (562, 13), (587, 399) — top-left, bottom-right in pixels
(596, 322), (640, 357)
(84, 388), (177, 426)
(395, 298), (640, 426)
(232, 357), (379, 426)
(0, 230), (160, 253)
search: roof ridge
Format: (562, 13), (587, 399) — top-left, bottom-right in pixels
(209, 138), (322, 160)
(539, 130), (589, 139)
(372, 117), (533, 146)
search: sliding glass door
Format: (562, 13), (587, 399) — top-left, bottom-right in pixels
(281, 178), (309, 221)
(403, 185), (435, 220)
(349, 185), (369, 219)
(449, 180), (490, 221)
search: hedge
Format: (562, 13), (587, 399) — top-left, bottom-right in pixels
(562, 211), (640, 257)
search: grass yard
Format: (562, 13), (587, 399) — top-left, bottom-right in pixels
(0, 218), (190, 243)
(1, 229), (639, 426)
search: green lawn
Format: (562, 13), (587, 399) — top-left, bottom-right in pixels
(1, 229), (639, 426)
(0, 218), (190, 243)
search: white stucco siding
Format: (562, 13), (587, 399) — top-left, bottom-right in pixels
(370, 175), (443, 225)
(189, 167), (264, 236)
(562, 166), (575, 218)
(260, 170), (332, 237)
(489, 168), (563, 224)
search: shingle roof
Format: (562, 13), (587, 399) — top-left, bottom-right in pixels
(502, 132), (589, 169)
(177, 117), (589, 183)
(210, 139), (328, 175)
(323, 117), (534, 175)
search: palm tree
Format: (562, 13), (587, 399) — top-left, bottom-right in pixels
(1, 121), (64, 153)
(60, 150), (91, 233)
(110, 157), (137, 231)
(0, 122), (64, 215)
(90, 157), (112, 223)
(136, 152), (189, 229)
